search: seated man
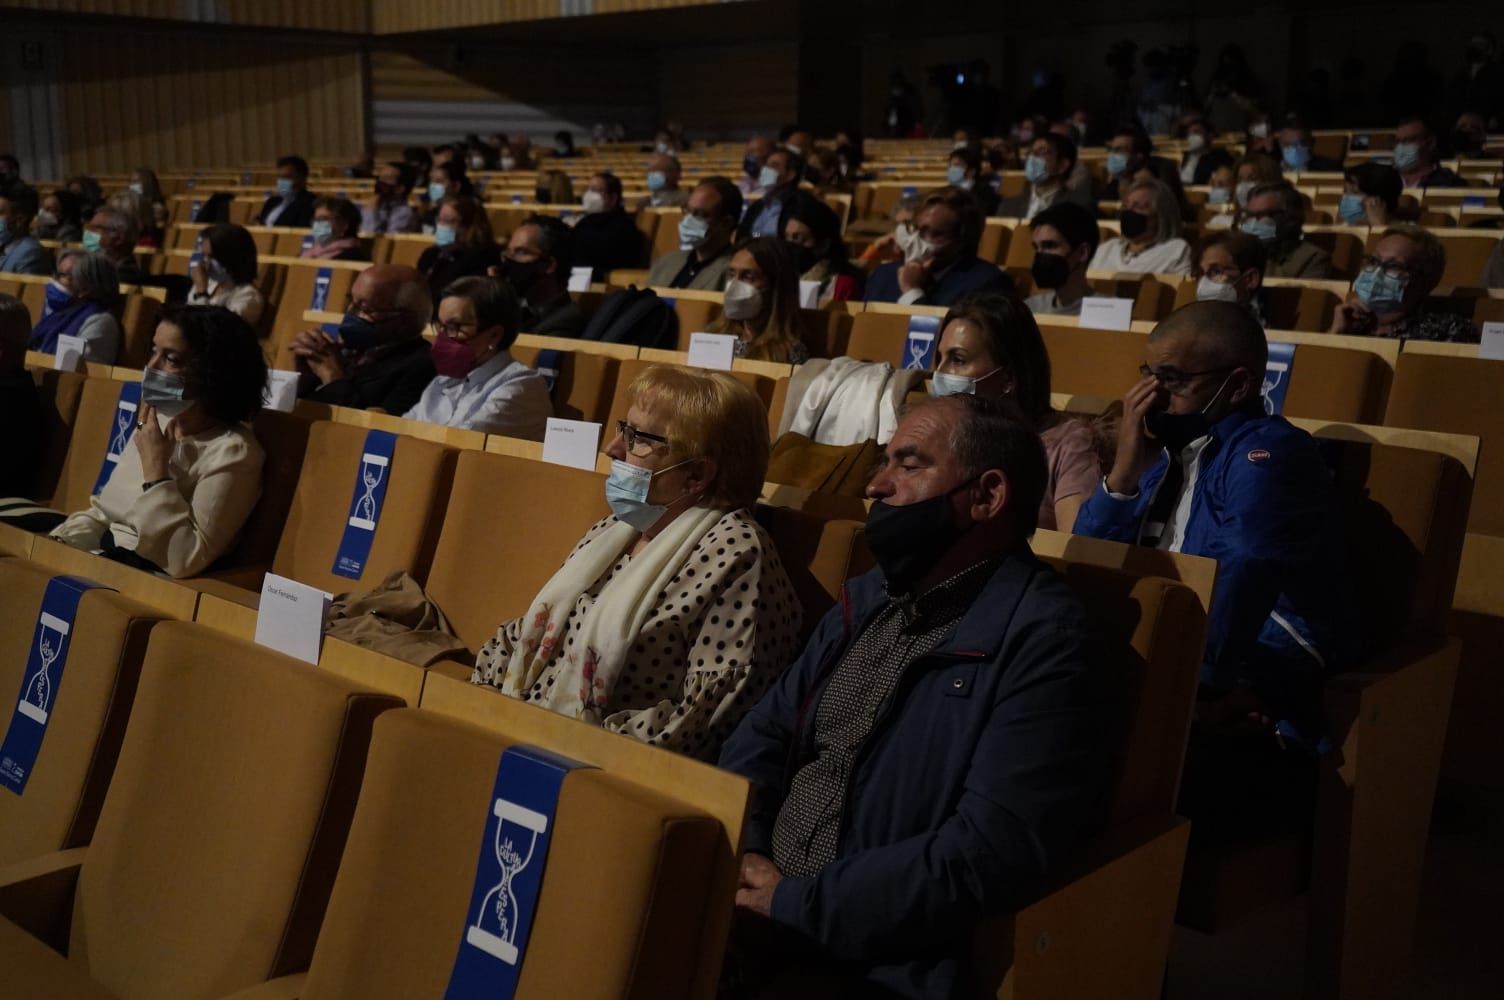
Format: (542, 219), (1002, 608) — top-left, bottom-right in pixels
(1274, 119), (1344, 173)
(1074, 301), (1359, 845)
(720, 394), (1120, 995)
(497, 214), (586, 337)
(646, 176), (741, 291)
(83, 206), (144, 284)
(257, 154), (317, 227)
(292, 263), (436, 414)
(1023, 201), (1098, 317)
(865, 188), (1011, 307)
(997, 133), (1094, 218)
(1241, 181), (1333, 278)
(1392, 117), (1468, 189)
(571, 171), (648, 281)
(739, 146), (805, 239)
(0, 188), (49, 276)
(637, 153), (688, 210)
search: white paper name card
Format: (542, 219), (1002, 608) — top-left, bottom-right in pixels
(1079, 297), (1136, 332)
(542, 418), (602, 471)
(687, 332), (736, 371)
(798, 280), (822, 309)
(1480, 322), (1504, 361)
(264, 370), (299, 413)
(254, 573), (332, 666)
(54, 335), (85, 371)
(567, 266), (594, 293)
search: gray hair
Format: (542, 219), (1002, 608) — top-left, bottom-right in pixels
(1127, 177), (1182, 244)
(1248, 181), (1306, 240)
(91, 205), (140, 246)
(60, 248), (123, 305)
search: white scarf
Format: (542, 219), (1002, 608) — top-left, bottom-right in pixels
(498, 504), (727, 721)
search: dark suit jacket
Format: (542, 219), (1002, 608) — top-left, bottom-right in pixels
(865, 256), (1013, 307)
(1182, 147), (1235, 185)
(301, 337), (435, 415)
(257, 189), (317, 228)
(571, 211), (648, 281)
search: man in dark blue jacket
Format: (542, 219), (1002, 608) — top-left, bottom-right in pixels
(865, 188), (1011, 307)
(719, 395), (1120, 997)
(1073, 301), (1359, 845)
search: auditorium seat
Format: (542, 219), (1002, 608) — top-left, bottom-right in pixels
(509, 344), (620, 424)
(650, 207), (685, 260)
(0, 559), (163, 867)
(1277, 338), (1392, 424)
(114, 293), (163, 369)
(604, 358), (777, 437)
(1302, 227), (1367, 279)
(752, 505), (871, 643)
(0, 621), (401, 999)
(660, 290), (722, 348)
(266, 259), (371, 371)
(25, 369), (87, 510)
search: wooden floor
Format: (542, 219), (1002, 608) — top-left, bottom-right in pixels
(1167, 789), (1504, 1000)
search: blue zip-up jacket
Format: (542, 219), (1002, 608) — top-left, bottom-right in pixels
(718, 549), (1121, 998)
(1073, 405), (1359, 723)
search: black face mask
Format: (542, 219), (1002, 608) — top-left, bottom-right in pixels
(1119, 209), (1150, 240)
(791, 243), (819, 273)
(1030, 251), (1072, 290)
(1143, 371), (1235, 451)
(743, 155), (761, 179)
(865, 478), (976, 596)
(534, 187), (552, 205)
(500, 257), (545, 297)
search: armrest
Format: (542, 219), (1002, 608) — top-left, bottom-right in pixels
(217, 972), (309, 999)
(0, 848), (87, 953)
(427, 659), (474, 683)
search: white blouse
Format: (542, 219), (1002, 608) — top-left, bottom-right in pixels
(1089, 237), (1194, 275)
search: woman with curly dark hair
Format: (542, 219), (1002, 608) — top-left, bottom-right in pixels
(50, 305), (269, 577)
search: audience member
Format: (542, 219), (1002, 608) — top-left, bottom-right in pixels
(552, 130), (578, 158)
(1232, 152), (1281, 210)
(499, 214), (586, 337)
(128, 167), (167, 236)
(0, 188), (49, 276)
(931, 294), (1102, 530)
(29, 250), (121, 362)
(804, 148), (852, 195)
(572, 171), (648, 280)
(1102, 125), (1179, 200)
(1090, 178), (1193, 274)
(1178, 113), (1235, 184)
(739, 135), (775, 195)
(1275, 119), (1343, 172)
(423, 160), (472, 229)
(35, 188), (83, 243)
(1243, 111), (1279, 158)
(944, 145), (999, 215)
(50, 305), (268, 578)
(0, 294), (41, 497)
(866, 188), (1011, 306)
(998, 133), (1092, 218)
(0, 154), (22, 199)
(740, 147), (804, 238)
(187, 223), (265, 328)
(1331, 224), (1478, 342)
(1074, 302), (1358, 846)
(710, 237), (810, 363)
(719, 393), (1119, 994)
(362, 162), (419, 234)
(638, 153), (688, 209)
(1450, 31), (1504, 128)
(1194, 231), (1267, 325)
(1240, 181), (1332, 278)
(1450, 112), (1492, 158)
(646, 176), (741, 291)
(534, 168), (575, 205)
(257, 155), (316, 227)
(302, 197), (366, 261)
(472, 365), (801, 759)
(779, 191), (864, 303)
(402, 276), (551, 439)
(292, 263), (436, 413)
(66, 174), (105, 219)
(1023, 201), (1099, 317)
(1392, 117), (1468, 189)
(416, 195), (498, 303)
(1340, 162), (1404, 226)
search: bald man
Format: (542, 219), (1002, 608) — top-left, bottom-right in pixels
(292, 263), (437, 414)
(1073, 301), (1358, 846)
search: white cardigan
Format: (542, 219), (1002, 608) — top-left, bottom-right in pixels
(51, 419), (264, 578)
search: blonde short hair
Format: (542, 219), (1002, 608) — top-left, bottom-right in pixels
(626, 365), (769, 509)
(1127, 177), (1183, 244)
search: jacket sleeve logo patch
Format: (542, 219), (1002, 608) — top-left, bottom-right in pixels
(1247, 448), (1272, 463)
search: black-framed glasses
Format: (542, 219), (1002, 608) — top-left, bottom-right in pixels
(1139, 363), (1232, 395)
(1357, 255), (1414, 280)
(431, 319), (477, 338)
(616, 419), (670, 457)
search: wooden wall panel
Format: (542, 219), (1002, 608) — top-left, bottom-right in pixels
(48, 27), (364, 172)
(1, 0), (370, 32)
(370, 44), (654, 106)
(370, 0), (748, 35)
(656, 40), (797, 138)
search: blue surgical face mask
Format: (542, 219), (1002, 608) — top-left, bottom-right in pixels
(434, 223), (456, 248)
(604, 458), (689, 532)
(1281, 143), (1310, 170)
(44, 280), (72, 313)
(646, 170), (667, 192)
(336, 313), (384, 352)
(1106, 152), (1129, 177)
(141, 366), (195, 419)
(82, 230), (102, 253)
(276, 177), (295, 198)
(1023, 155), (1050, 184)
(946, 164), (967, 186)
(1207, 187), (1231, 205)
(310, 219), (334, 244)
(678, 213), (709, 249)
(1338, 192), (1367, 225)
(1241, 217), (1278, 244)
(930, 366), (1002, 397)
(1391, 142), (1421, 171)
(1353, 267), (1408, 315)
(428, 182), (447, 203)
(758, 165), (780, 189)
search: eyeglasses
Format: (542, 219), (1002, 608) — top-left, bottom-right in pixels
(432, 319), (477, 338)
(616, 419), (670, 458)
(1139, 363), (1232, 395)
(347, 300), (403, 322)
(1358, 255), (1413, 280)
(1200, 265), (1241, 282)
(914, 227), (954, 242)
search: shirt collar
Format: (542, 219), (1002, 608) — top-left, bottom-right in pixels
(459, 347), (514, 384)
(887, 556), (998, 622)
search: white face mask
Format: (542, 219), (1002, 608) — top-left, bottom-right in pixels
(1196, 275), (1241, 303)
(1185, 132), (1207, 152)
(499, 155), (517, 171)
(930, 366), (1003, 397)
(894, 222), (924, 262)
(722, 278), (764, 321)
(1234, 180), (1257, 207)
(581, 190), (606, 214)
(1248, 122), (1270, 139)
(129, 182), (144, 195)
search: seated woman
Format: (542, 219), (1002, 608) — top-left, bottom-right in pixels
(930, 293), (1102, 532)
(50, 305), (268, 578)
(302, 196), (367, 261)
(1193, 230), (1267, 325)
(1331, 224), (1478, 342)
(187, 223), (265, 329)
(417, 195), (498, 304)
(710, 237), (811, 363)
(1338, 161), (1403, 227)
(29, 250), (122, 363)
(780, 191), (864, 303)
(108, 189), (159, 251)
(471, 366), (802, 758)
(1089, 178), (1192, 274)
(402, 276), (552, 439)
(35, 188), (84, 243)
(127, 167), (168, 247)
(422, 160), (473, 231)
(534, 168), (575, 206)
